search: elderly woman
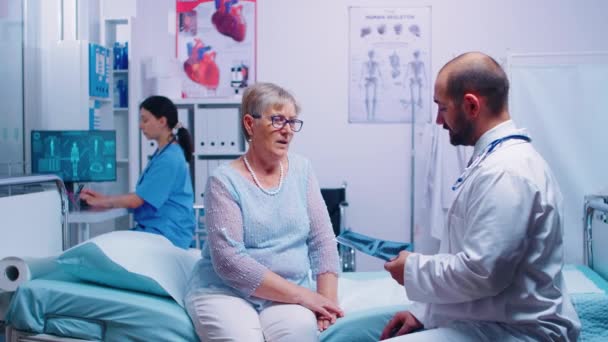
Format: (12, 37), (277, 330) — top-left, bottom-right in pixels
(185, 83), (342, 341)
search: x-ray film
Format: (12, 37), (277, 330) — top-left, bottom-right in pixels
(336, 230), (411, 261)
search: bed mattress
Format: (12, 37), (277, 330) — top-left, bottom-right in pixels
(6, 265), (607, 342)
(5, 270), (408, 342)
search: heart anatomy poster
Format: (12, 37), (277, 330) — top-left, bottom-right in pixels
(176, 0), (256, 98)
(348, 7), (431, 123)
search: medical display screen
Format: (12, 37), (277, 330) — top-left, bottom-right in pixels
(31, 130), (117, 183)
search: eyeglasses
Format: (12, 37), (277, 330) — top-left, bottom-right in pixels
(253, 114), (304, 132)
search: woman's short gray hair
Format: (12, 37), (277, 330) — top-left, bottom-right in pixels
(241, 82), (301, 140)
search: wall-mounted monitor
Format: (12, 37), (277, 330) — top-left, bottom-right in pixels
(31, 130), (117, 184)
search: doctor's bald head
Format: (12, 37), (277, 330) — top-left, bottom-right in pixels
(438, 52), (509, 116)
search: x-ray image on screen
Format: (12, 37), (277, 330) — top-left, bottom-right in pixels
(31, 130), (117, 183)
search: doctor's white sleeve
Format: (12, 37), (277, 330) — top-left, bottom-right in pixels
(404, 170), (541, 304)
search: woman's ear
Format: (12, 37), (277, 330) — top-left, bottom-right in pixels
(158, 116), (168, 128)
(243, 113), (255, 138)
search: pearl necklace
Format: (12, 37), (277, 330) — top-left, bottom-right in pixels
(243, 155), (284, 196)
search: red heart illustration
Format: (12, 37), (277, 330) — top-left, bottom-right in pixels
(212, 0), (246, 42)
(183, 39), (220, 89)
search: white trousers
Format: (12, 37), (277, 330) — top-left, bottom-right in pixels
(186, 292), (319, 342)
(384, 320), (538, 342)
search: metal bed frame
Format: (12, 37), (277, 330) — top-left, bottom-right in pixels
(1, 175), (72, 342)
(583, 194), (608, 278)
(0, 174), (70, 253)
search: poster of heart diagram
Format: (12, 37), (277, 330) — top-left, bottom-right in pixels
(177, 0), (256, 98)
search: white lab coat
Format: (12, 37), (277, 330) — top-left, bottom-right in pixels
(404, 120), (581, 341)
(419, 124), (471, 241)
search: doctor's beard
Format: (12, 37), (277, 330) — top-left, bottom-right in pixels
(447, 109), (475, 146)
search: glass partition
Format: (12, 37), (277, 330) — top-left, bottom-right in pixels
(0, 0), (24, 176)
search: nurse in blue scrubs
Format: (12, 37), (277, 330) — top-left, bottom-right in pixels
(80, 96), (196, 249)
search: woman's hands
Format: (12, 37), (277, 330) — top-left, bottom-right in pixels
(295, 287), (343, 331)
(252, 271), (343, 332)
(316, 309), (338, 332)
(314, 272), (340, 331)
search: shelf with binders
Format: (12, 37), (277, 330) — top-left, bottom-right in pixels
(193, 101), (245, 205)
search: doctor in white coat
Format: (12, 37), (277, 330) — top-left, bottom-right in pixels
(382, 52), (580, 341)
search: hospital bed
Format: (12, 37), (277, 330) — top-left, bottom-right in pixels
(2, 174), (608, 341)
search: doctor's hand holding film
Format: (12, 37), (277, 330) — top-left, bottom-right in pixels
(384, 250), (411, 286)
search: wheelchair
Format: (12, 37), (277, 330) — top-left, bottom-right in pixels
(321, 183), (356, 272)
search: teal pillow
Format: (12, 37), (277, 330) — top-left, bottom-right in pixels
(57, 231), (200, 306)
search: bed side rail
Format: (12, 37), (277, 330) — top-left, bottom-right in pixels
(0, 174), (69, 251)
(583, 195), (608, 270)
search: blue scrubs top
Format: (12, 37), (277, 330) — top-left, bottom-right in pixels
(134, 143), (195, 249)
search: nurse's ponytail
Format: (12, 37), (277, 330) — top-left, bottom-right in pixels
(139, 95), (193, 163)
(174, 124), (193, 163)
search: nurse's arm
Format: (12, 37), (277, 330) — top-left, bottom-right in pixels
(108, 193), (144, 209)
(84, 192), (144, 209)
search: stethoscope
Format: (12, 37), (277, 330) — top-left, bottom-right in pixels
(137, 136), (176, 186)
(451, 134), (532, 191)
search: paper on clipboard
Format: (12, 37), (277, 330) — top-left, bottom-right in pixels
(336, 230), (411, 261)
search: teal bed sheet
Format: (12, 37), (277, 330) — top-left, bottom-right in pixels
(567, 265), (608, 342)
(5, 270), (402, 341)
(5, 272), (198, 341)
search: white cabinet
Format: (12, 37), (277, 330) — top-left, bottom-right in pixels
(194, 104), (243, 155)
(194, 159), (210, 203)
(105, 20), (130, 198)
(47, 40), (112, 131)
(103, 17), (141, 193)
(193, 158), (233, 205)
(193, 101), (244, 205)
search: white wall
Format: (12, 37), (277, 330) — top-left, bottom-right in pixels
(257, 0), (608, 268)
(98, 0), (608, 269)
(101, 0), (136, 20)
